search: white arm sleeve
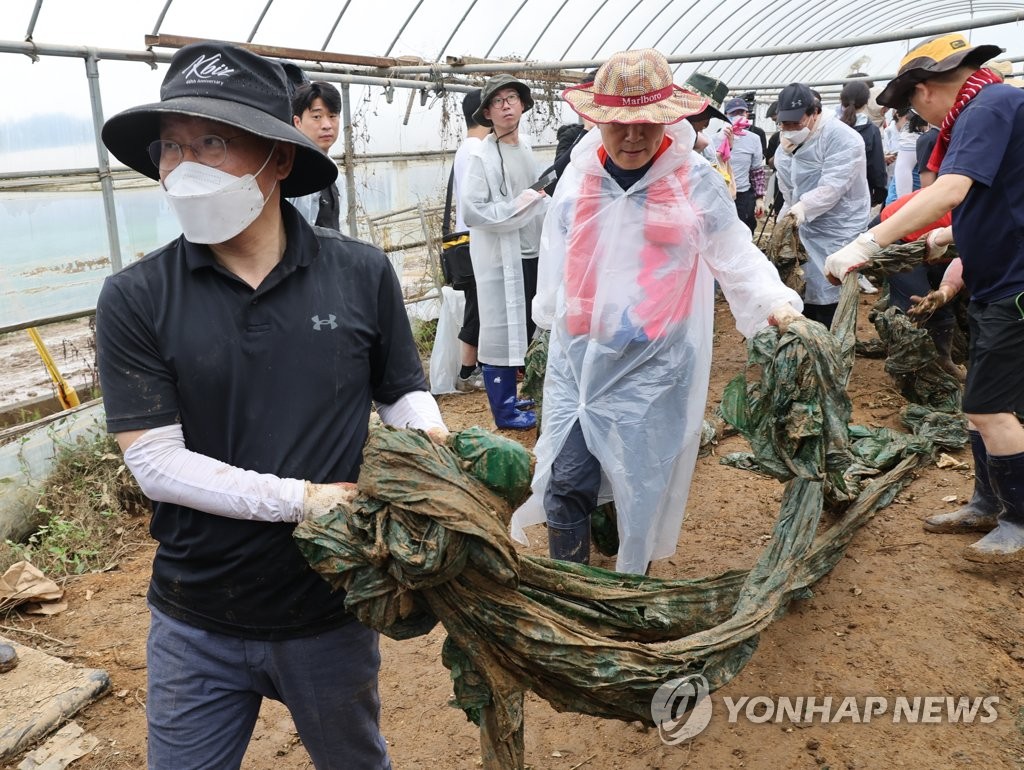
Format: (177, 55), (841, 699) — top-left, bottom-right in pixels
(894, 148), (916, 198)
(375, 389), (446, 431)
(122, 424), (306, 523)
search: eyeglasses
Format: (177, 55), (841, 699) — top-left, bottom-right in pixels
(489, 92), (521, 109)
(147, 134), (246, 172)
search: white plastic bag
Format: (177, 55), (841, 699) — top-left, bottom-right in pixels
(428, 285), (466, 395)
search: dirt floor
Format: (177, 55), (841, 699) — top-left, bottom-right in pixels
(3, 295), (1024, 770)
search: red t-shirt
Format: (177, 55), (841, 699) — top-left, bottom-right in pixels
(880, 190), (952, 243)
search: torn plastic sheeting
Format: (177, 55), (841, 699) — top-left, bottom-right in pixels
(293, 280), (924, 752)
(765, 214), (807, 296)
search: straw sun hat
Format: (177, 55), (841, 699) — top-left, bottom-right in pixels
(562, 48), (708, 125)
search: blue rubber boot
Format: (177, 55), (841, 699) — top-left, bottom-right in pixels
(482, 365), (536, 430)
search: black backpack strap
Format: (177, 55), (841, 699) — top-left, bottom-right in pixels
(443, 167), (455, 237)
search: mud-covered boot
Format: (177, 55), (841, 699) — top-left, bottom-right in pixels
(963, 451), (1024, 563)
(930, 325), (966, 383)
(924, 430), (1001, 533)
(547, 517), (591, 564)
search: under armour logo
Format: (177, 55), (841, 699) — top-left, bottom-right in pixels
(311, 314), (338, 331)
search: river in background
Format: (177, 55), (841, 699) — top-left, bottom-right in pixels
(0, 155), (460, 330)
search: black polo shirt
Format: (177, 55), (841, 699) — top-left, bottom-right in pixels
(96, 202), (426, 639)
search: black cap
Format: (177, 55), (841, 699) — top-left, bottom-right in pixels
(102, 41), (337, 197)
(776, 83), (815, 122)
(462, 89), (482, 124)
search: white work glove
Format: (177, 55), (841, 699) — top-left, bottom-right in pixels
(923, 227), (951, 263)
(768, 303), (804, 333)
(754, 197), (765, 218)
(824, 233), (882, 285)
(514, 189), (547, 209)
(786, 201), (807, 226)
(303, 481), (358, 521)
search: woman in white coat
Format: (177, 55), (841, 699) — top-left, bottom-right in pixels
(510, 49), (804, 575)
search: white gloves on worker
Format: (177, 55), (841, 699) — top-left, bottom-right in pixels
(786, 201), (807, 226)
(824, 232), (882, 283)
(769, 303), (804, 333)
(514, 189), (547, 210)
(303, 481), (358, 521)
(924, 227), (951, 262)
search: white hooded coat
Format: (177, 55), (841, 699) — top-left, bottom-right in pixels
(459, 134), (548, 367)
(774, 115), (871, 305)
(511, 122), (802, 574)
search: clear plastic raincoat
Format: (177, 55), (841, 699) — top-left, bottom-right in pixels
(460, 134), (548, 367)
(511, 123), (802, 573)
(774, 115), (871, 305)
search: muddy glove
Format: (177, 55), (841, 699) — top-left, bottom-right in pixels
(785, 201), (807, 226)
(768, 303), (804, 333)
(907, 284), (958, 324)
(303, 481), (358, 521)
(825, 232), (881, 285)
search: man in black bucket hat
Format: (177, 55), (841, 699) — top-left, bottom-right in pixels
(96, 41), (445, 769)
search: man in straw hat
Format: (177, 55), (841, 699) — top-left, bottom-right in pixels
(824, 32), (1024, 564)
(97, 41), (446, 768)
(510, 48), (804, 574)
(460, 74), (548, 430)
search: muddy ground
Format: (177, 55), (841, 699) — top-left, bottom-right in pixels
(3, 296), (1024, 770)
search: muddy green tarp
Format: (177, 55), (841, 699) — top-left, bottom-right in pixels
(765, 214), (807, 296)
(294, 276), (961, 765)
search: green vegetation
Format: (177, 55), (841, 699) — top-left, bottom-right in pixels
(411, 318), (438, 359)
(1, 432), (147, 577)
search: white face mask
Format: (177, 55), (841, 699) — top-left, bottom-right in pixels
(781, 127), (811, 145)
(161, 146), (277, 244)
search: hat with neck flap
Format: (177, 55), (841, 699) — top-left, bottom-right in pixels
(876, 33), (1003, 109)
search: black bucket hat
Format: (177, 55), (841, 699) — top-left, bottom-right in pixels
(102, 41), (338, 198)
(473, 74), (534, 127)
